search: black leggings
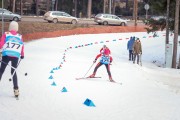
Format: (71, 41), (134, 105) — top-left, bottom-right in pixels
(93, 62), (112, 78)
(0, 56), (19, 89)
(129, 50), (133, 60)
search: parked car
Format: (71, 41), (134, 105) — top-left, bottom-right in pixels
(0, 8), (21, 21)
(150, 16), (166, 21)
(44, 11), (78, 24)
(94, 13), (127, 26)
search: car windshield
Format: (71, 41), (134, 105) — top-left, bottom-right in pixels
(63, 13), (71, 17)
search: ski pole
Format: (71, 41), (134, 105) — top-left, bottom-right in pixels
(9, 58), (22, 81)
(139, 54), (142, 66)
(0, 59), (27, 77)
(83, 62), (95, 78)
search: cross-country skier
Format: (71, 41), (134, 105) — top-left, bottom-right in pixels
(88, 46), (114, 82)
(100, 45), (111, 54)
(0, 21), (24, 98)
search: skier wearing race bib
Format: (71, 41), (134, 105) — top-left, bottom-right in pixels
(88, 45), (114, 82)
(0, 21), (24, 97)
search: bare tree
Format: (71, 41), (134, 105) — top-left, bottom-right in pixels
(112, 0), (116, 14)
(87, 0), (92, 18)
(134, 0), (138, 26)
(165, 0), (170, 44)
(36, 0), (39, 16)
(46, 0), (50, 12)
(12, 0), (16, 13)
(20, 0), (23, 15)
(172, 0), (180, 68)
(74, 0), (77, 17)
(103, 0), (106, 13)
(109, 0), (111, 14)
(55, 0), (58, 11)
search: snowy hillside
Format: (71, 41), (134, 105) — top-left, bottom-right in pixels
(0, 31), (180, 120)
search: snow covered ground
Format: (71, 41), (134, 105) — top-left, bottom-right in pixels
(0, 31), (180, 120)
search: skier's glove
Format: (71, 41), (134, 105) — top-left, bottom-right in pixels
(21, 56), (24, 59)
(93, 59), (97, 63)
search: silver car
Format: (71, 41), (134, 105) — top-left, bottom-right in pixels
(44, 11), (78, 24)
(94, 13), (127, 26)
(0, 8), (21, 21)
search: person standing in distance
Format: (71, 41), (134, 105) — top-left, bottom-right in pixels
(127, 36), (135, 61)
(132, 38), (142, 64)
(0, 21), (24, 97)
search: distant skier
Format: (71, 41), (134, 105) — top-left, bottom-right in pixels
(0, 21), (24, 98)
(88, 45), (114, 82)
(132, 38), (142, 64)
(100, 45), (111, 54)
(127, 36), (135, 61)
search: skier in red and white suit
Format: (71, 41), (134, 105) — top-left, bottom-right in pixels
(88, 45), (114, 82)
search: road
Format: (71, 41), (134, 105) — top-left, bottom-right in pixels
(21, 16), (145, 26)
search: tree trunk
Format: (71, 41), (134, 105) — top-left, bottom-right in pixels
(112, 0), (116, 14)
(109, 0), (111, 14)
(165, 0), (170, 67)
(134, 0), (138, 26)
(46, 0), (50, 12)
(87, 0), (92, 18)
(172, 0), (180, 68)
(103, 0), (106, 13)
(55, 0), (58, 11)
(82, 0), (86, 17)
(20, 0), (23, 15)
(12, 0), (16, 13)
(74, 0), (77, 17)
(166, 0), (170, 44)
(36, 0), (39, 16)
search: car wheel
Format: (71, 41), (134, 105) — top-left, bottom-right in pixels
(13, 17), (19, 21)
(53, 19), (58, 23)
(71, 19), (77, 24)
(103, 21), (108, 25)
(120, 22), (126, 26)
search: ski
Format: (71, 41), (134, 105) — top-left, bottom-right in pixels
(110, 81), (122, 85)
(76, 77), (101, 80)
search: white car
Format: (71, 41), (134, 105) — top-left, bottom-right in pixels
(94, 13), (127, 26)
(44, 11), (78, 24)
(0, 8), (21, 21)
